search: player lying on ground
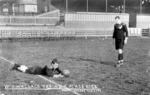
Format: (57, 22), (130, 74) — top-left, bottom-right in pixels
(11, 59), (69, 78)
(113, 16), (128, 67)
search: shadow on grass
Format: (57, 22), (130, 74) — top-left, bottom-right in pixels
(100, 61), (116, 67)
(69, 57), (116, 67)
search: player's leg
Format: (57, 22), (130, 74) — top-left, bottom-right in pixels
(12, 64), (28, 73)
(25, 66), (42, 74)
(12, 64), (21, 70)
(118, 49), (124, 63)
(119, 39), (125, 63)
(17, 65), (29, 73)
(115, 40), (121, 63)
(116, 42), (124, 67)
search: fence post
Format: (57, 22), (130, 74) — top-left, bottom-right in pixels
(9, 16), (11, 24)
(0, 29), (2, 39)
(105, 31), (107, 39)
(148, 28), (150, 37)
(85, 30), (87, 39)
(35, 17), (37, 25)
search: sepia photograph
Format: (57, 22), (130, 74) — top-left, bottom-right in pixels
(0, 0), (150, 95)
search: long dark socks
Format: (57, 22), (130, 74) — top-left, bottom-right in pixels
(118, 53), (123, 62)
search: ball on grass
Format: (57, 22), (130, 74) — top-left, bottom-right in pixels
(62, 69), (70, 77)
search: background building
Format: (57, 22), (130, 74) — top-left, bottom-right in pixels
(0, 0), (53, 15)
(18, 0), (37, 13)
(0, 0), (150, 15)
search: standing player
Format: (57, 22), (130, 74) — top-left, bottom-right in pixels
(113, 16), (128, 67)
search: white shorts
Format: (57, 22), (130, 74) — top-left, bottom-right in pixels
(18, 65), (28, 73)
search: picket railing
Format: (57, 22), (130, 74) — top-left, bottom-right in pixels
(0, 16), (59, 26)
(0, 27), (143, 39)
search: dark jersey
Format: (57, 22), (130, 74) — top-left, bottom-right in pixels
(46, 67), (63, 77)
(26, 65), (63, 77)
(25, 66), (43, 75)
(113, 23), (128, 40)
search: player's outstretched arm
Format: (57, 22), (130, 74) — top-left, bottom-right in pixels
(53, 74), (64, 78)
(124, 37), (128, 45)
(112, 25), (116, 39)
(53, 68), (64, 78)
(123, 24), (128, 44)
(112, 25), (116, 45)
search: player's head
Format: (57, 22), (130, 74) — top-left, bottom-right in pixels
(115, 16), (121, 24)
(51, 59), (59, 69)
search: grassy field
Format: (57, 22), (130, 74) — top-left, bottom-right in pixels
(0, 37), (150, 95)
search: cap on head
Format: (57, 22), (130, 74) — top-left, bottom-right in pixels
(51, 58), (59, 64)
(115, 16), (120, 19)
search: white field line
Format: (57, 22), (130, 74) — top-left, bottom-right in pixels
(0, 57), (81, 95)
